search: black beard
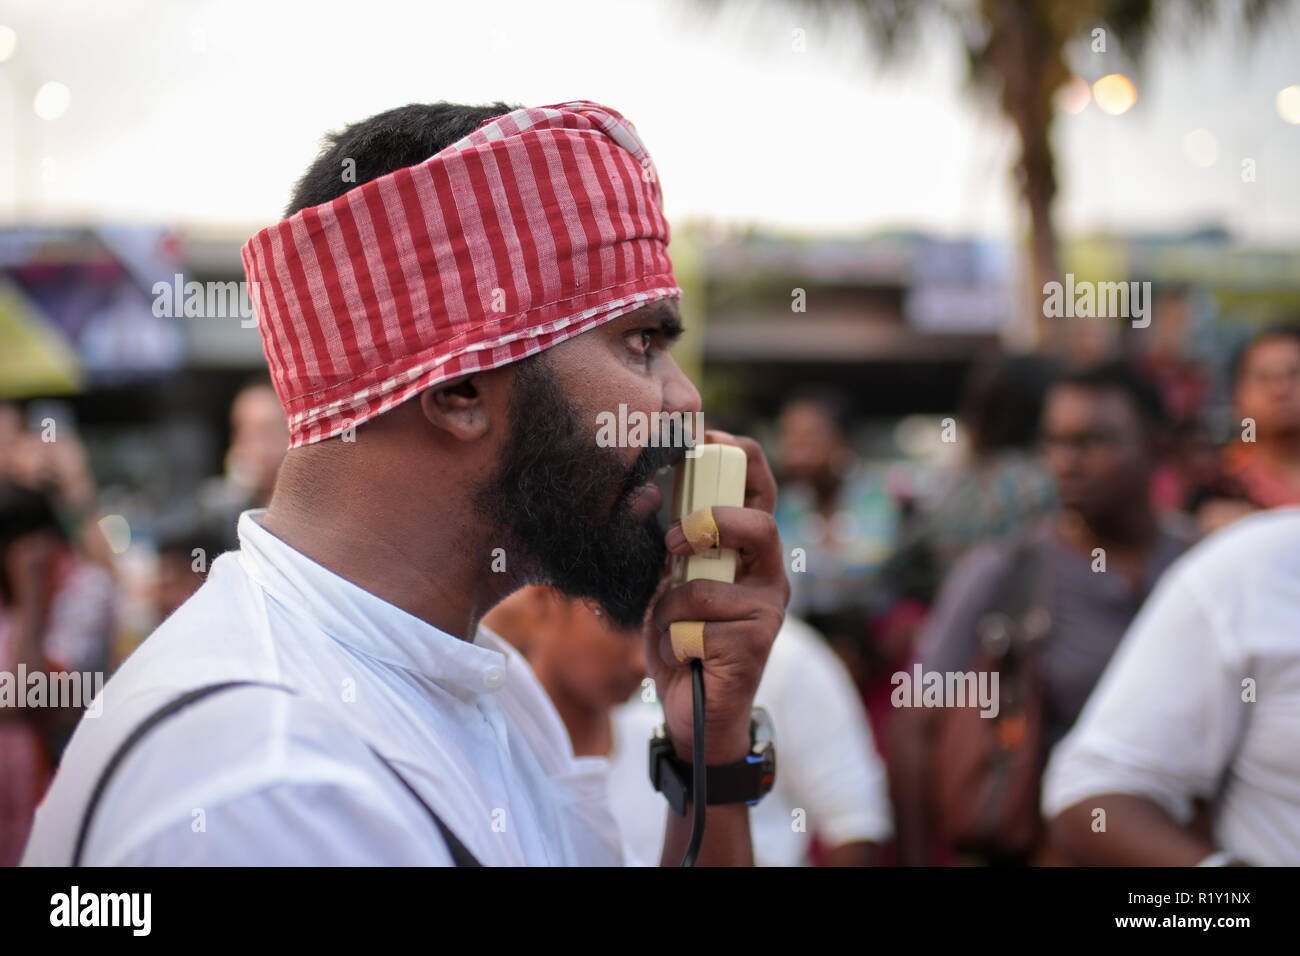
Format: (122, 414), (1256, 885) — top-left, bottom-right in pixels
(474, 354), (683, 630)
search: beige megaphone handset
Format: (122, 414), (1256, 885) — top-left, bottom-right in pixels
(663, 441), (747, 866)
(668, 442), (748, 660)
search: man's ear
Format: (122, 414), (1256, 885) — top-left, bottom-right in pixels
(419, 375), (492, 442)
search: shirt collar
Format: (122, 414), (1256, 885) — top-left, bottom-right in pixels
(234, 509), (509, 697)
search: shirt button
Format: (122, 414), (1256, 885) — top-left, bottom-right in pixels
(483, 664), (506, 689)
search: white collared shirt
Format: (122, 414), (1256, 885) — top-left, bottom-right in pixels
(23, 511), (628, 866)
(1041, 508), (1300, 865)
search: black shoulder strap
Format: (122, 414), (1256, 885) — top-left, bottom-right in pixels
(72, 680), (271, 866)
(975, 533), (1053, 674)
(73, 680), (482, 867)
(365, 745), (482, 867)
(990, 535), (1046, 627)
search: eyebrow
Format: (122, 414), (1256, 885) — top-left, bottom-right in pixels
(643, 302), (684, 341)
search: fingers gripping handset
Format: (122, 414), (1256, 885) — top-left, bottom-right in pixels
(651, 432), (784, 865)
(661, 441), (749, 866)
(668, 443), (747, 662)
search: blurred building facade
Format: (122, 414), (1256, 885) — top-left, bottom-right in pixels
(3, 221), (1300, 540)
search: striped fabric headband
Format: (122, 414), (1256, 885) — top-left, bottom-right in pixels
(241, 100), (680, 448)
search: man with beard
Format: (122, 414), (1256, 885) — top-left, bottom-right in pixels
(22, 101), (788, 866)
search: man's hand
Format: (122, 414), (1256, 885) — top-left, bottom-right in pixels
(643, 430), (789, 765)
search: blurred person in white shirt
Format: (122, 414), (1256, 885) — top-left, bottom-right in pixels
(1042, 507), (1300, 866)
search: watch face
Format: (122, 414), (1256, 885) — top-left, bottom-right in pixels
(751, 706), (774, 752)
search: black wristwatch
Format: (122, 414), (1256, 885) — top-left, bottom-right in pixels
(649, 707), (776, 816)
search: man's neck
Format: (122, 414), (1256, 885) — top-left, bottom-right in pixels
(1251, 432), (1300, 471)
(811, 471), (843, 516)
(261, 466), (507, 642)
(1056, 505), (1158, 556)
(548, 689), (613, 758)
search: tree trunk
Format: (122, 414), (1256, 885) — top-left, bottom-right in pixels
(983, 0), (1066, 352)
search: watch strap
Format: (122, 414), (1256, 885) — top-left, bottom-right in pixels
(649, 735), (775, 815)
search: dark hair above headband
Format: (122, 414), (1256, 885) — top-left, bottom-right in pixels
(1054, 360), (1167, 431)
(285, 101), (523, 218)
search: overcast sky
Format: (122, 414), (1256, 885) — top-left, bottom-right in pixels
(1, 0), (1297, 242)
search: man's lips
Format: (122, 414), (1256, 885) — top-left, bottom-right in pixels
(620, 446), (685, 500)
(628, 481), (663, 514)
(627, 462), (675, 515)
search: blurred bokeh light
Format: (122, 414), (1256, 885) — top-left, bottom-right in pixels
(1093, 73), (1138, 115)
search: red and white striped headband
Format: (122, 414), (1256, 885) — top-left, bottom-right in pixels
(241, 100), (680, 448)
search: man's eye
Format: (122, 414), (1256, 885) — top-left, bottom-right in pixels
(628, 329), (655, 356)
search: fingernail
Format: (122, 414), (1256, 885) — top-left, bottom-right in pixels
(665, 523), (689, 553)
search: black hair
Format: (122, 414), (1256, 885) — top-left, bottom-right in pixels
(0, 481), (63, 544)
(1228, 322), (1300, 392)
(962, 353), (1063, 455)
(781, 386), (855, 440)
(1054, 360), (1167, 431)
(156, 525), (228, 566)
(0, 481), (65, 605)
(285, 101), (523, 218)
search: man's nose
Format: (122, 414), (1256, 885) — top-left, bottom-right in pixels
(1046, 443), (1083, 475)
(661, 354), (702, 418)
(1268, 378), (1297, 400)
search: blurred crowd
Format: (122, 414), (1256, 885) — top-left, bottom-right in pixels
(4, 320), (1300, 866)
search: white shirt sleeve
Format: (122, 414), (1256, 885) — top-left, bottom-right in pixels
(763, 621), (893, 847)
(1041, 567), (1246, 825)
